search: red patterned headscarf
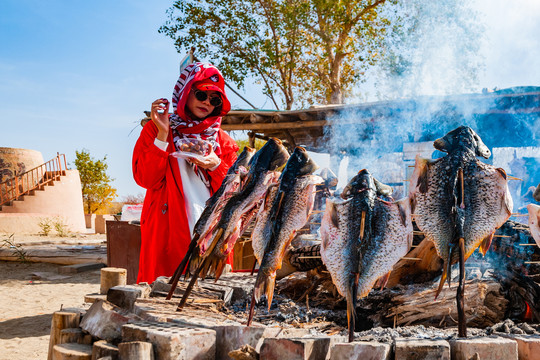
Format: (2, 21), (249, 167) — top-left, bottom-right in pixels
(169, 62), (231, 185)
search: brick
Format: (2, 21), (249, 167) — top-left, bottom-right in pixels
(213, 325), (266, 360)
(450, 336), (518, 360)
(500, 335), (540, 360)
(107, 284), (151, 312)
(329, 341), (391, 360)
(260, 337), (331, 360)
(122, 321), (216, 360)
(80, 300), (140, 342)
(395, 339), (450, 360)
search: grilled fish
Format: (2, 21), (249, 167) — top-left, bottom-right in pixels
(320, 169), (412, 342)
(197, 138), (290, 279)
(528, 204), (540, 247)
(249, 147), (321, 320)
(409, 126), (513, 296)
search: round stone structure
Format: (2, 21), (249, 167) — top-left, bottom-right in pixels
(0, 147), (44, 183)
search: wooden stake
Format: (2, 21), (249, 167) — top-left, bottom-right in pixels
(118, 341), (153, 360)
(48, 311), (81, 360)
(519, 244), (537, 246)
(360, 211), (366, 240)
(100, 267), (127, 295)
(511, 213), (529, 217)
(493, 235), (512, 238)
(508, 176), (523, 181)
(297, 256), (322, 259)
(401, 257), (422, 261)
(457, 237), (467, 338)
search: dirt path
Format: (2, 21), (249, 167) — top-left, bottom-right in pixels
(0, 233), (104, 359)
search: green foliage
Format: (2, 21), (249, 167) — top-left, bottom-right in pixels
(235, 138), (266, 155)
(38, 218), (53, 236)
(53, 218), (69, 237)
(160, 0), (396, 109)
(1, 234), (28, 262)
(74, 149), (117, 214)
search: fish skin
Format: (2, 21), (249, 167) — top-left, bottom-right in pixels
(357, 197), (413, 297)
(320, 197), (360, 300)
(251, 184), (279, 264)
(528, 204), (540, 247)
(409, 126), (513, 294)
(252, 147), (321, 306)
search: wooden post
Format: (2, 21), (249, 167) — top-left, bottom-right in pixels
(92, 340), (119, 360)
(59, 328), (83, 345)
(52, 343), (92, 360)
(118, 341), (154, 360)
(47, 311), (80, 360)
(100, 267), (127, 295)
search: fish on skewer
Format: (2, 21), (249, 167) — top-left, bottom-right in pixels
(197, 138), (290, 280)
(409, 126), (513, 337)
(320, 169), (412, 342)
(409, 126), (513, 294)
(248, 147), (322, 325)
(176, 138), (289, 310)
(166, 147), (255, 295)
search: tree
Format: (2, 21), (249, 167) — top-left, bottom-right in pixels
(74, 149), (117, 214)
(160, 0), (396, 109)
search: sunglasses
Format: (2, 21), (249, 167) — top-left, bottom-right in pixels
(193, 89), (223, 107)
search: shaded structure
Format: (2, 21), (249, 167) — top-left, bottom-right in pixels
(219, 87), (540, 153)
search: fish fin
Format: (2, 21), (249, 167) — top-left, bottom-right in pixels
(252, 270), (276, 310)
(479, 232), (495, 256)
(325, 200), (339, 229)
(396, 197), (412, 228)
(435, 259), (449, 299)
(377, 271), (392, 291)
(496, 167), (507, 181)
(214, 259), (227, 281)
(418, 160), (430, 194)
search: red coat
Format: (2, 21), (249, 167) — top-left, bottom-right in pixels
(133, 121), (239, 283)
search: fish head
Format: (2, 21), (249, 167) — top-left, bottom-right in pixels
(341, 169), (376, 199)
(433, 126), (491, 158)
(248, 138), (290, 172)
(234, 146), (257, 170)
(279, 147), (319, 189)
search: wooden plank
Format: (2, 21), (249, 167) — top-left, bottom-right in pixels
(221, 120), (330, 131)
(58, 262), (106, 274)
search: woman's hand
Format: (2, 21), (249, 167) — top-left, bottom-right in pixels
(151, 98), (170, 142)
(189, 144), (221, 170)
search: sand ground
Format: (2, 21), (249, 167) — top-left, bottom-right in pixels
(0, 233), (105, 360)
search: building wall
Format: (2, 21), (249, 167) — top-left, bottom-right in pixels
(0, 170), (86, 234)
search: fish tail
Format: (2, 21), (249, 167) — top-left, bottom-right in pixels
(479, 232), (495, 256)
(435, 259), (449, 299)
(253, 270), (277, 310)
(214, 258), (227, 282)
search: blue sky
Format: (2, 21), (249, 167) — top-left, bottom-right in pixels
(1, 0), (539, 198)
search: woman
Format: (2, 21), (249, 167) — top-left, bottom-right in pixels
(133, 62), (239, 283)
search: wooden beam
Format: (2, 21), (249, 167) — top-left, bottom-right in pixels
(221, 120), (330, 131)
